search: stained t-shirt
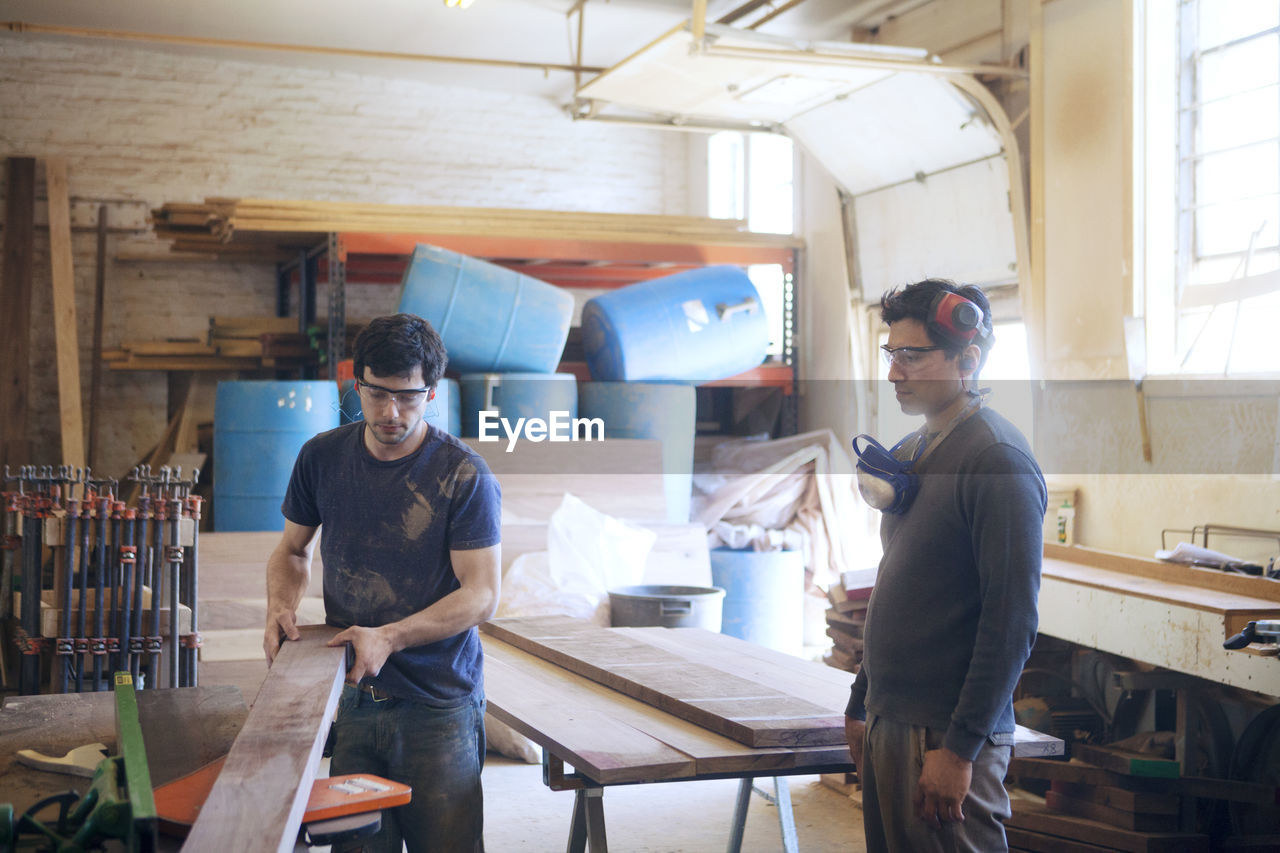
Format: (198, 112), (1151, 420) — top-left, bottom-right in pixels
(281, 422), (501, 706)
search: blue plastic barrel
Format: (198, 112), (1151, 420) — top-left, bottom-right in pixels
(214, 381), (339, 532)
(581, 266), (769, 382)
(459, 372), (578, 439)
(339, 377), (461, 436)
(398, 244), (574, 374)
(709, 547), (805, 656)
(578, 382), (695, 523)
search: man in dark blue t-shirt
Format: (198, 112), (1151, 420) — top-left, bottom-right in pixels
(265, 313), (501, 853)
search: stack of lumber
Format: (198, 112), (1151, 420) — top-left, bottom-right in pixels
(823, 568), (875, 674)
(150, 197), (803, 255)
(102, 316), (360, 372)
(1008, 743), (1230, 852)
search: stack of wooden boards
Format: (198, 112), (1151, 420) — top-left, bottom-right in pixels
(823, 568), (875, 674)
(1008, 742), (1280, 852)
(149, 198), (802, 256)
(102, 315), (361, 372)
(479, 615), (855, 786)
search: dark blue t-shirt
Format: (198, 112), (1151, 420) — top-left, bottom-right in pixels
(281, 422), (501, 706)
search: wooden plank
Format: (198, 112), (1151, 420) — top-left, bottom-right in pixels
(1046, 790), (1177, 833)
(183, 624), (345, 853)
(1049, 782), (1180, 816)
(1008, 801), (1208, 853)
(613, 625), (853, 712)
(1045, 543), (1280, 604)
(0, 157), (35, 486)
(87, 205), (107, 467)
(1071, 744), (1180, 779)
(1012, 758), (1279, 804)
(123, 340), (217, 356)
(481, 640), (697, 783)
(481, 617), (845, 748)
(44, 159), (86, 467)
(1006, 824), (1124, 853)
(481, 636), (850, 779)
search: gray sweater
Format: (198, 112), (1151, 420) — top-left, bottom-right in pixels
(846, 406), (1046, 761)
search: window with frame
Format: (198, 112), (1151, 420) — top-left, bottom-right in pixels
(1175, 1), (1279, 374)
(707, 130), (795, 359)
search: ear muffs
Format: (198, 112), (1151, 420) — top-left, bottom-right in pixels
(928, 291), (988, 346)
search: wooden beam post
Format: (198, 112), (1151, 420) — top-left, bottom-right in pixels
(1, 157), (36, 476)
(44, 159), (86, 468)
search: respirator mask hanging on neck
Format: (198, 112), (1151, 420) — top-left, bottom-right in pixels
(852, 434), (924, 515)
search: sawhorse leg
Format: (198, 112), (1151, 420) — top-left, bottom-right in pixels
(566, 786), (608, 853)
(727, 777), (798, 853)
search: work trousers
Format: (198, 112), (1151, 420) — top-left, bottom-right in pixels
(860, 713), (1012, 853)
(330, 685), (487, 853)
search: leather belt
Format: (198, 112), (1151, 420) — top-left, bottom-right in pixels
(347, 681), (392, 702)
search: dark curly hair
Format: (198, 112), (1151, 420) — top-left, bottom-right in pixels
(880, 278), (995, 373)
(352, 313), (448, 387)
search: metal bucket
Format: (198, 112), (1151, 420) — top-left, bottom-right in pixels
(607, 585), (725, 630)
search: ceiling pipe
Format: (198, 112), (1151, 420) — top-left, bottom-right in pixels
(746, 0), (813, 31)
(2, 21), (606, 75)
(700, 42), (1028, 79)
(716, 0), (774, 26)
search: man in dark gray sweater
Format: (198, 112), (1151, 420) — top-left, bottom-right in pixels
(846, 280), (1045, 853)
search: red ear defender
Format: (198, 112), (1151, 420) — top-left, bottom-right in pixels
(928, 291), (986, 345)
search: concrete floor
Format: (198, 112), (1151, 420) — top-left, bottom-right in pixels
(479, 756), (867, 853)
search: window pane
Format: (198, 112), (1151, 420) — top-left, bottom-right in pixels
(1197, 0), (1278, 52)
(1195, 196), (1280, 257)
(1196, 88), (1279, 152)
(747, 264), (785, 357)
(1195, 146), (1279, 206)
(1189, 248), (1279, 286)
(1176, 303), (1234, 372)
(708, 131), (745, 221)
(747, 133), (794, 234)
(1227, 290), (1280, 371)
(1197, 34), (1278, 103)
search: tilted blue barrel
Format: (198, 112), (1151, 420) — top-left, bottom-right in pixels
(214, 381), (339, 532)
(339, 377), (461, 436)
(579, 382), (695, 523)
(398, 244), (574, 374)
(709, 547), (805, 657)
(581, 266), (769, 382)
(459, 373), (578, 439)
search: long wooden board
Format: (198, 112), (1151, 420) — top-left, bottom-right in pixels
(481, 616), (845, 748)
(183, 624), (345, 853)
(482, 639), (696, 784)
(1008, 801), (1208, 853)
(44, 159), (85, 468)
(481, 636), (851, 781)
(1, 157), (35, 480)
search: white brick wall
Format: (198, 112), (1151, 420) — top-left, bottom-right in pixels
(1, 36), (690, 477)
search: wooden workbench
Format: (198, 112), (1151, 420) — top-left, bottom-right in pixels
(480, 620), (1062, 852)
(0, 686), (247, 817)
(1038, 544), (1280, 696)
